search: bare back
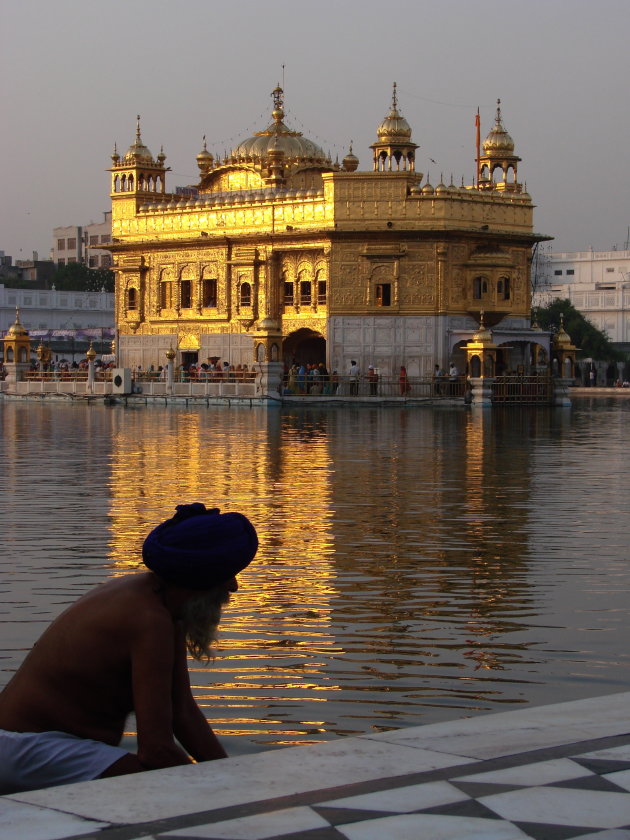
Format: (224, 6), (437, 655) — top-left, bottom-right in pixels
(0, 573), (175, 745)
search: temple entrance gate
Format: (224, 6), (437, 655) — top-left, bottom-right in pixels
(283, 328), (326, 366)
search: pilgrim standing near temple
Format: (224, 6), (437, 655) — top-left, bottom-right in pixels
(399, 366), (411, 396)
(349, 360), (360, 395)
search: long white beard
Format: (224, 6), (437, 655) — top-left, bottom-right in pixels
(182, 584), (231, 661)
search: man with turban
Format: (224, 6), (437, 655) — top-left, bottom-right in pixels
(0, 504), (258, 794)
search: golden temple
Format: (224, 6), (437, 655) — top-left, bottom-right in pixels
(106, 85), (548, 376)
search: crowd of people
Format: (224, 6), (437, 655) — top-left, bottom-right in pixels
(285, 362), (338, 395)
(281, 360), (465, 398)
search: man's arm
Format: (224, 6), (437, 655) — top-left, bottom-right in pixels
(171, 622), (227, 761)
(130, 612), (193, 769)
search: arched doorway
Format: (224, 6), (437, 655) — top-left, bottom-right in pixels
(283, 328), (326, 366)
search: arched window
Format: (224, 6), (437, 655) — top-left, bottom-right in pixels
(202, 278), (217, 307)
(375, 283), (391, 306)
(127, 287), (138, 310)
(180, 279), (192, 308)
(497, 276), (510, 300)
(300, 279), (311, 305)
(316, 270), (327, 305)
(6, 348), (14, 362)
(240, 282), (252, 307)
(284, 277), (294, 305)
(160, 278), (173, 309)
(19, 347), (28, 363)
(473, 276), (488, 300)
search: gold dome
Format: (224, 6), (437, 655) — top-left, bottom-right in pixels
(7, 308), (28, 338)
(472, 312), (493, 343)
(376, 82), (412, 141)
(483, 100), (515, 155)
(553, 315), (575, 348)
(124, 116), (154, 164)
(230, 85), (329, 165)
(196, 136), (214, 172)
(342, 142), (359, 172)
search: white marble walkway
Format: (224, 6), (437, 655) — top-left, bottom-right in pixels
(2, 692), (630, 840)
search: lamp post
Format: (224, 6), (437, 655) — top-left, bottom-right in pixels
(166, 345), (176, 395)
(86, 341), (96, 393)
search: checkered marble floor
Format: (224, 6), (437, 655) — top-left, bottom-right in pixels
(3, 693), (630, 840)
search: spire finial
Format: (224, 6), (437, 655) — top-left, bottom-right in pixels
(496, 99), (502, 123)
(392, 81), (398, 110)
(136, 114), (142, 142)
(271, 82), (284, 124)
(202, 134), (207, 150)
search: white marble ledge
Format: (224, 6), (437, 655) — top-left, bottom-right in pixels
(162, 806), (330, 839)
(365, 691), (630, 760)
(335, 813), (532, 840)
(0, 798), (108, 840)
(5, 736), (475, 826)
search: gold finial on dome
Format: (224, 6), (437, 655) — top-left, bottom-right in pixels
(86, 341), (96, 362)
(271, 83), (285, 124)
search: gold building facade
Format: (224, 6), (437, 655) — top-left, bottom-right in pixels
(107, 86), (547, 376)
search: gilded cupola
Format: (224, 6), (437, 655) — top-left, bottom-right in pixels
(370, 83), (419, 173)
(6, 308), (29, 338)
(196, 136), (214, 174)
(342, 142), (359, 172)
(483, 101), (515, 155)
(478, 100), (522, 193)
(109, 116), (168, 198)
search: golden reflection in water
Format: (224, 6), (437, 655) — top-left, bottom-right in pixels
(106, 407), (339, 742)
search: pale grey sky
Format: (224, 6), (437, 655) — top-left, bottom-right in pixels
(1, 0), (629, 261)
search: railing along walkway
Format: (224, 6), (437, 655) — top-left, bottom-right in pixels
(283, 375), (466, 399)
(492, 375), (553, 404)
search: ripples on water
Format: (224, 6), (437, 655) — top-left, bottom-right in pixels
(0, 398), (628, 752)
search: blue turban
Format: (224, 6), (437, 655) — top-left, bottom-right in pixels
(142, 503), (258, 589)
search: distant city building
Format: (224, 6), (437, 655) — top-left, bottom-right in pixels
(0, 284), (114, 362)
(533, 248), (630, 351)
(51, 211), (112, 268)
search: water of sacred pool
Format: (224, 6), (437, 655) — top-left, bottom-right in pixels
(0, 397), (627, 753)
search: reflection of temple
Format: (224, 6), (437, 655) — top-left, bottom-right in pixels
(104, 404), (550, 738)
(106, 87), (550, 377)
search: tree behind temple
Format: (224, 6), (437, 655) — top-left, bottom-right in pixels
(52, 262), (114, 293)
(532, 299), (625, 362)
